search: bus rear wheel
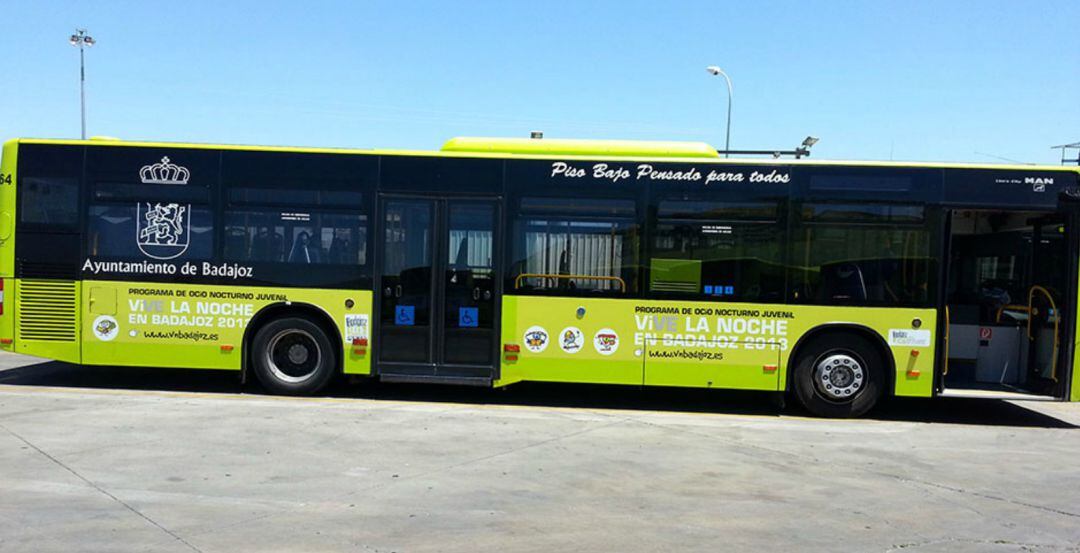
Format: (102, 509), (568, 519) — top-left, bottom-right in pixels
(251, 316), (336, 395)
(792, 333), (885, 418)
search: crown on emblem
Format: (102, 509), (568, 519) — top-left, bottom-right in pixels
(139, 157), (190, 185)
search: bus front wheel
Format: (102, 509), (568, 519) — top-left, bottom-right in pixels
(792, 333), (885, 418)
(251, 316), (336, 395)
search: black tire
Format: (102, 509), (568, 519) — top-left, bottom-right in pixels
(792, 332), (886, 418)
(251, 316), (337, 395)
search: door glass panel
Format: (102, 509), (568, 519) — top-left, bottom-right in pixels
(443, 202), (496, 367)
(379, 200), (434, 364)
(1029, 219), (1067, 389)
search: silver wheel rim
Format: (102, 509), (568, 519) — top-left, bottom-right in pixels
(265, 329), (321, 384)
(813, 353), (865, 401)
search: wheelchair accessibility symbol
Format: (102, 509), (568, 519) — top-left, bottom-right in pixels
(395, 305), (415, 326)
(459, 307), (478, 328)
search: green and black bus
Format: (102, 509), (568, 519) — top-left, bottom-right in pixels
(1, 136), (1077, 417)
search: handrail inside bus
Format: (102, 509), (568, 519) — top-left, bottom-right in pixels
(514, 273), (626, 292)
(1027, 285), (1059, 382)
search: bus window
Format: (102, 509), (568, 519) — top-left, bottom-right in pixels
(16, 144), (83, 229)
(20, 177), (80, 227)
(224, 209), (367, 266)
(509, 197), (639, 295)
(791, 203), (935, 306)
(649, 201), (784, 302)
(87, 203), (214, 260)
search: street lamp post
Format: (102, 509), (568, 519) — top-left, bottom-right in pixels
(69, 29), (95, 140)
(705, 65), (732, 158)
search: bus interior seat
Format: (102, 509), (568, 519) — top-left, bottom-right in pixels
(820, 262), (867, 301)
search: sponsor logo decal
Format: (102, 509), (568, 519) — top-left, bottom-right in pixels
(559, 326), (584, 354)
(92, 315), (120, 341)
(887, 329), (931, 347)
(523, 325), (549, 353)
(593, 327), (619, 355)
(345, 314), (369, 343)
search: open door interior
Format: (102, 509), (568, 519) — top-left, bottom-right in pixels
(943, 209), (1072, 398)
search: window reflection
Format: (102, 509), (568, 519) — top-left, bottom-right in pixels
(224, 210), (367, 265)
(791, 204), (933, 306)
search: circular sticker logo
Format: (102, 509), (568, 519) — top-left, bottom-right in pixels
(593, 328), (619, 356)
(522, 325), (549, 353)
(92, 315), (120, 342)
(559, 326), (584, 354)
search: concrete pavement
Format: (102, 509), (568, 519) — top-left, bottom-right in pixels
(0, 352), (1078, 552)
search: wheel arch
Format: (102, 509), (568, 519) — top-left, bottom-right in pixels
(784, 323), (896, 396)
(241, 302), (343, 382)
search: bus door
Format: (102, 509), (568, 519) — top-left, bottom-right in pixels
(942, 208), (1075, 398)
(1026, 214), (1073, 395)
(376, 197), (500, 382)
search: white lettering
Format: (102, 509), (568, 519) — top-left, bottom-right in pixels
(551, 161), (585, 178)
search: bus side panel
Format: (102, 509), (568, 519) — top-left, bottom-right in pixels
(80, 280), (373, 374)
(13, 279), (82, 363)
(781, 306), (938, 399)
(497, 295), (935, 398)
(498, 296), (645, 386)
(0, 141), (17, 351)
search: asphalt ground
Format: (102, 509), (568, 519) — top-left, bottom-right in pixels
(0, 352), (1078, 552)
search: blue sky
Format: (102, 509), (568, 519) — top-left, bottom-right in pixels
(3, 1), (1078, 163)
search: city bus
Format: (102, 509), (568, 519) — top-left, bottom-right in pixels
(1, 136), (1078, 417)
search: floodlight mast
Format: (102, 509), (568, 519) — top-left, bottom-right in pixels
(69, 29), (95, 140)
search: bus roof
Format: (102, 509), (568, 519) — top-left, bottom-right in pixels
(441, 137), (721, 159)
(6, 136), (1079, 173)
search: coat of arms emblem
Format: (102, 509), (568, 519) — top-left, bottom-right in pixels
(137, 202), (190, 259)
(135, 156), (192, 260)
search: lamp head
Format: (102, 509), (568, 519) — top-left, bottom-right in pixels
(802, 136), (819, 148)
(706, 65), (723, 76)
(70, 29), (93, 47)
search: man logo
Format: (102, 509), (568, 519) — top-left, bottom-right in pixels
(1025, 176), (1053, 192)
(137, 202), (190, 259)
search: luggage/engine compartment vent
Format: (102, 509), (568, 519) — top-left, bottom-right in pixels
(17, 280), (78, 342)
